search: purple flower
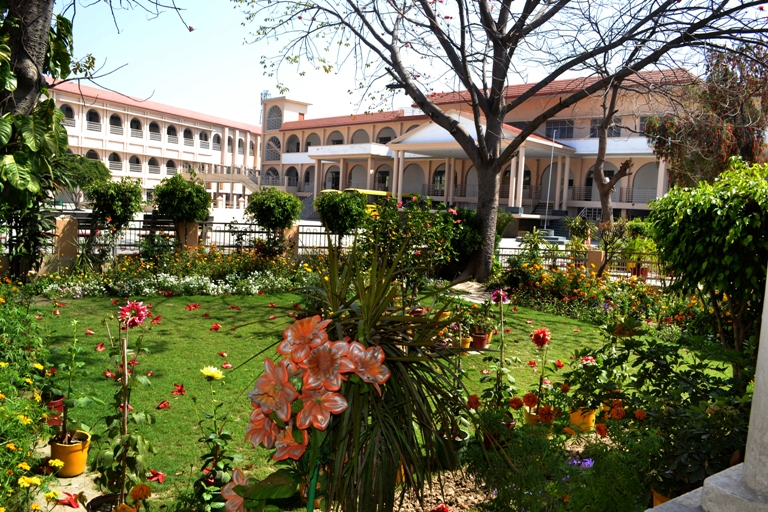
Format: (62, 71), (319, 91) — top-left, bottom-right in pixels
(492, 289), (509, 304)
(581, 458), (594, 468)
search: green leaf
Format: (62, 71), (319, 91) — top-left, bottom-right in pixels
(236, 469), (299, 501)
(19, 115), (47, 152)
(0, 116), (11, 146)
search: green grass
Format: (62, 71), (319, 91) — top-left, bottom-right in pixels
(31, 295), (603, 502)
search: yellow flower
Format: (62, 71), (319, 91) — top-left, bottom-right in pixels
(48, 458), (64, 468)
(17, 476), (41, 488)
(0, 393), (5, 400)
(0, 297), (5, 304)
(34, 393), (41, 403)
(32, 363), (44, 371)
(24, 378), (32, 385)
(17, 462), (30, 471)
(200, 366), (224, 381)
(17, 414), (31, 425)
(45, 491), (61, 502)
(0, 362), (7, 368)
(31, 504), (41, 511)
(6, 443), (17, 450)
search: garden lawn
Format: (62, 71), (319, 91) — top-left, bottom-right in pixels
(31, 295), (601, 501)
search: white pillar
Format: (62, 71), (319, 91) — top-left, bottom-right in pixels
(221, 127), (229, 166)
(391, 152), (399, 195)
(554, 155), (563, 210)
(366, 157), (374, 190)
(245, 132), (251, 169)
(745, 270), (768, 490)
(396, 151), (405, 203)
(508, 156), (518, 208)
(313, 160), (322, 198)
(515, 145), (526, 208)
(447, 158), (454, 204)
(339, 158), (347, 190)
(656, 159), (667, 198)
(562, 155), (571, 209)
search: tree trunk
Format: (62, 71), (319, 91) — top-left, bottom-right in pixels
(0, 0), (55, 116)
(474, 166), (501, 282)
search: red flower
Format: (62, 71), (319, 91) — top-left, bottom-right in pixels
(293, 303), (301, 309)
(467, 394), (481, 410)
(172, 383), (185, 395)
(431, 504), (450, 512)
(303, 341), (355, 391)
(248, 358), (299, 422)
(530, 327), (551, 348)
(157, 399), (171, 410)
(148, 469), (166, 483)
(509, 397), (524, 410)
(277, 316), (331, 363)
(269, 315), (276, 320)
(269, 302), (276, 308)
(480, 369), (490, 375)
(146, 371), (154, 377)
(163, 291), (173, 297)
(611, 406), (626, 420)
(119, 301), (149, 328)
(595, 423), (608, 438)
(555, 359), (564, 369)
(203, 313), (211, 319)
(230, 305), (242, 310)
(296, 388), (349, 430)
(512, 307), (518, 312)
(85, 329), (95, 335)
(523, 392), (539, 408)
(580, 356), (596, 367)
(244, 406), (280, 449)
(505, 328), (512, 333)
(528, 360), (537, 367)
(53, 310), (60, 316)
(257, 291), (264, 296)
(95, 342), (106, 352)
(185, 303), (200, 311)
(347, 342), (390, 395)
(538, 405), (555, 422)
(525, 319), (532, 324)
(273, 422), (308, 461)
(573, 328), (581, 333)
(55, 491), (80, 508)
(119, 403), (134, 412)
(560, 384), (570, 393)
(218, 351), (228, 357)
(634, 408), (647, 421)
(221, 467), (249, 512)
(128, 358), (139, 367)
(150, 315), (162, 325)
(103, 369), (116, 379)
(111, 299), (119, 305)
(222, 362), (233, 369)
(210, 323), (221, 331)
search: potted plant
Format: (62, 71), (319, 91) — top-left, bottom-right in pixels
(468, 300), (496, 348)
(50, 320), (100, 477)
(153, 172), (212, 248)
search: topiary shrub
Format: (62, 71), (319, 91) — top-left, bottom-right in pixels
(245, 187), (302, 251)
(87, 178), (143, 232)
(153, 173), (212, 223)
(313, 190), (368, 245)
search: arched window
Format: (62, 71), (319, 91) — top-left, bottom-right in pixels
(199, 131), (209, 149)
(212, 134), (222, 151)
(431, 165), (446, 196)
(326, 131), (344, 145)
(85, 150), (99, 161)
(227, 136), (233, 153)
(166, 160), (177, 175)
(60, 104), (75, 127)
(286, 167), (299, 187)
(148, 158), (160, 174)
(265, 136), (281, 161)
(305, 133), (321, 151)
(129, 155), (141, 173)
(86, 110), (101, 123)
(237, 138), (245, 155)
(264, 167), (280, 186)
(376, 127), (396, 144)
(249, 140), (254, 156)
(285, 135), (301, 153)
(167, 125), (178, 143)
(199, 132), (209, 141)
(149, 122), (161, 141)
(183, 128), (194, 147)
(406, 124), (420, 133)
(109, 114), (123, 135)
(129, 118), (142, 138)
(266, 106), (283, 131)
(107, 152), (122, 172)
(351, 129), (370, 144)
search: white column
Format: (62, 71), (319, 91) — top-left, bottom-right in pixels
(245, 132), (251, 169)
(221, 127), (229, 166)
(554, 155), (563, 210)
(745, 271), (768, 490)
(508, 156), (518, 208)
(656, 159), (667, 198)
(515, 144), (526, 208)
(396, 151), (405, 202)
(562, 155), (571, 209)
(446, 158), (454, 204)
(339, 158), (347, 190)
(366, 157), (374, 190)
(313, 160), (322, 197)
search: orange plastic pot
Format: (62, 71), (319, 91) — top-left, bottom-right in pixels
(652, 489), (672, 507)
(569, 408), (597, 432)
(50, 430), (91, 477)
(460, 337), (472, 356)
(524, 407), (541, 425)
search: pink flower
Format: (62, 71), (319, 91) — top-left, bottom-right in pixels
(397, 201), (403, 207)
(248, 358), (298, 422)
(277, 315), (331, 363)
(481, 369), (491, 375)
(148, 469), (165, 483)
(581, 355), (596, 367)
(269, 315), (276, 320)
(103, 369), (116, 379)
(95, 342), (106, 352)
(222, 362), (233, 369)
(491, 289), (508, 304)
(221, 468), (249, 512)
(119, 301), (149, 328)
(85, 329), (95, 335)
(347, 342), (390, 395)
(296, 388), (348, 430)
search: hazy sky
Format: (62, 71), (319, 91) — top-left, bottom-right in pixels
(59, 0), (411, 125)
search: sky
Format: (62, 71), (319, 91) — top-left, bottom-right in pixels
(59, 0), (410, 125)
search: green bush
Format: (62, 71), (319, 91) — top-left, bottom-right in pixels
(153, 173), (212, 222)
(245, 187), (302, 247)
(313, 191), (368, 241)
(87, 178), (144, 231)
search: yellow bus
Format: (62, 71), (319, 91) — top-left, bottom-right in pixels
(319, 188), (391, 213)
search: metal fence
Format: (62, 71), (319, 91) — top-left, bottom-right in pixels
(496, 247), (588, 269)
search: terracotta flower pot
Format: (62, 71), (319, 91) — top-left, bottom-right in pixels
(471, 333), (489, 349)
(569, 408), (597, 432)
(652, 489), (672, 507)
(50, 430), (91, 477)
(45, 395), (65, 427)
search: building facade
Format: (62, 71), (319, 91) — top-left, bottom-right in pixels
(50, 81), (262, 210)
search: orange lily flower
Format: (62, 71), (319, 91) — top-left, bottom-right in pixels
(273, 422), (309, 461)
(296, 388), (348, 430)
(277, 315), (332, 363)
(244, 406), (279, 449)
(302, 341), (355, 391)
(347, 342), (391, 395)
(221, 468), (249, 512)
(248, 358), (298, 422)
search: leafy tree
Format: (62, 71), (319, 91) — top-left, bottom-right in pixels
(245, 186), (302, 247)
(53, 153), (110, 209)
(648, 158), (768, 380)
(313, 190), (368, 246)
(238, 0), (768, 282)
(645, 46), (768, 186)
(153, 173), (212, 223)
(87, 178), (143, 232)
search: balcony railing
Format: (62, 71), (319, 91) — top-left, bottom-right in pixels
(213, 143), (221, 151)
(109, 125), (123, 135)
(149, 132), (161, 141)
(62, 118), (75, 127)
(87, 121), (101, 132)
(129, 163), (142, 173)
(262, 177), (281, 186)
(166, 167), (177, 175)
(167, 135), (178, 144)
(238, 147), (245, 155)
(184, 138), (194, 147)
(131, 129), (143, 138)
(249, 150), (254, 156)
(108, 161), (122, 172)
(622, 187), (656, 203)
(374, 183), (389, 192)
(422, 184), (445, 196)
(286, 177), (299, 187)
(200, 141), (210, 149)
(571, 186), (654, 203)
(148, 165), (161, 175)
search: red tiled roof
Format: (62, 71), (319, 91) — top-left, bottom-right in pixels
(281, 109), (428, 131)
(428, 68), (695, 106)
(49, 79), (261, 134)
